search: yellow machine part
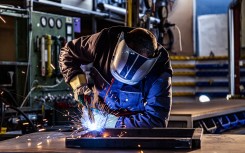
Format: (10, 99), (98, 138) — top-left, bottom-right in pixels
(46, 35), (53, 77)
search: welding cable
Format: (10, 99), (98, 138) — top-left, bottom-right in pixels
(36, 78), (64, 88)
(0, 88), (19, 131)
(20, 87), (36, 108)
(20, 78), (64, 108)
(8, 106), (37, 132)
(103, 78), (115, 103)
(0, 88), (18, 107)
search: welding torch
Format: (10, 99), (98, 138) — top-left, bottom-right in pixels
(70, 74), (96, 124)
(83, 95), (95, 124)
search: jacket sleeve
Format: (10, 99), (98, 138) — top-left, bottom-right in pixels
(59, 32), (100, 83)
(115, 72), (172, 128)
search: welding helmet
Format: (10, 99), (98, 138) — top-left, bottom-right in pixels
(110, 32), (161, 85)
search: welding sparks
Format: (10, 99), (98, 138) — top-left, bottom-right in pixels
(38, 128), (46, 132)
(67, 106), (111, 138)
(37, 142), (42, 147)
(118, 131), (127, 137)
(102, 132), (110, 138)
(79, 108), (106, 132)
(23, 122), (29, 125)
(87, 123), (99, 131)
(36, 96), (112, 137)
(50, 64), (55, 70)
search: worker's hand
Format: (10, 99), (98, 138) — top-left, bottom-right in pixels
(69, 74), (92, 107)
(74, 85), (92, 107)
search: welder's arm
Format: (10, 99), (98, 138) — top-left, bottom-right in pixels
(59, 33), (100, 84)
(58, 34), (101, 123)
(116, 72), (172, 128)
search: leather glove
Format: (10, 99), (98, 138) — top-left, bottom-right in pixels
(70, 74), (92, 107)
(74, 85), (92, 107)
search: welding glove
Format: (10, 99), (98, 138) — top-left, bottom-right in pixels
(70, 74), (92, 107)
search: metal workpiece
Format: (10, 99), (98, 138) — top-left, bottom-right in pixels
(65, 128), (203, 149)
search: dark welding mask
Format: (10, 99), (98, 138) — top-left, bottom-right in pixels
(110, 32), (161, 85)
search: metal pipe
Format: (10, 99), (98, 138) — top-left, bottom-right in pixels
(99, 3), (160, 23)
(0, 10), (29, 18)
(0, 61), (28, 66)
(41, 36), (46, 77)
(23, 0), (33, 106)
(36, 0), (108, 17)
(92, 0), (97, 33)
(228, 8), (235, 96)
(0, 4), (28, 18)
(126, 0), (133, 27)
(193, 0), (197, 55)
(46, 35), (53, 77)
(0, 4), (28, 12)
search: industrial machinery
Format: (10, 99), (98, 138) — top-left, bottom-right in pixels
(0, 3), (77, 135)
(27, 11), (76, 125)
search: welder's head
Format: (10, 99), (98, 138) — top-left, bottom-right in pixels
(110, 28), (161, 85)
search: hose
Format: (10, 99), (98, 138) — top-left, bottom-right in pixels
(0, 88), (18, 107)
(8, 106), (37, 132)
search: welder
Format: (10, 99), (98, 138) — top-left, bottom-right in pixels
(59, 26), (172, 128)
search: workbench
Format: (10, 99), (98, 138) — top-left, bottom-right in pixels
(170, 99), (245, 128)
(0, 131), (245, 152)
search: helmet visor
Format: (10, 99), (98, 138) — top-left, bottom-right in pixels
(110, 32), (161, 85)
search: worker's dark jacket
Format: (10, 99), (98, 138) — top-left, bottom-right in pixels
(59, 26), (172, 128)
